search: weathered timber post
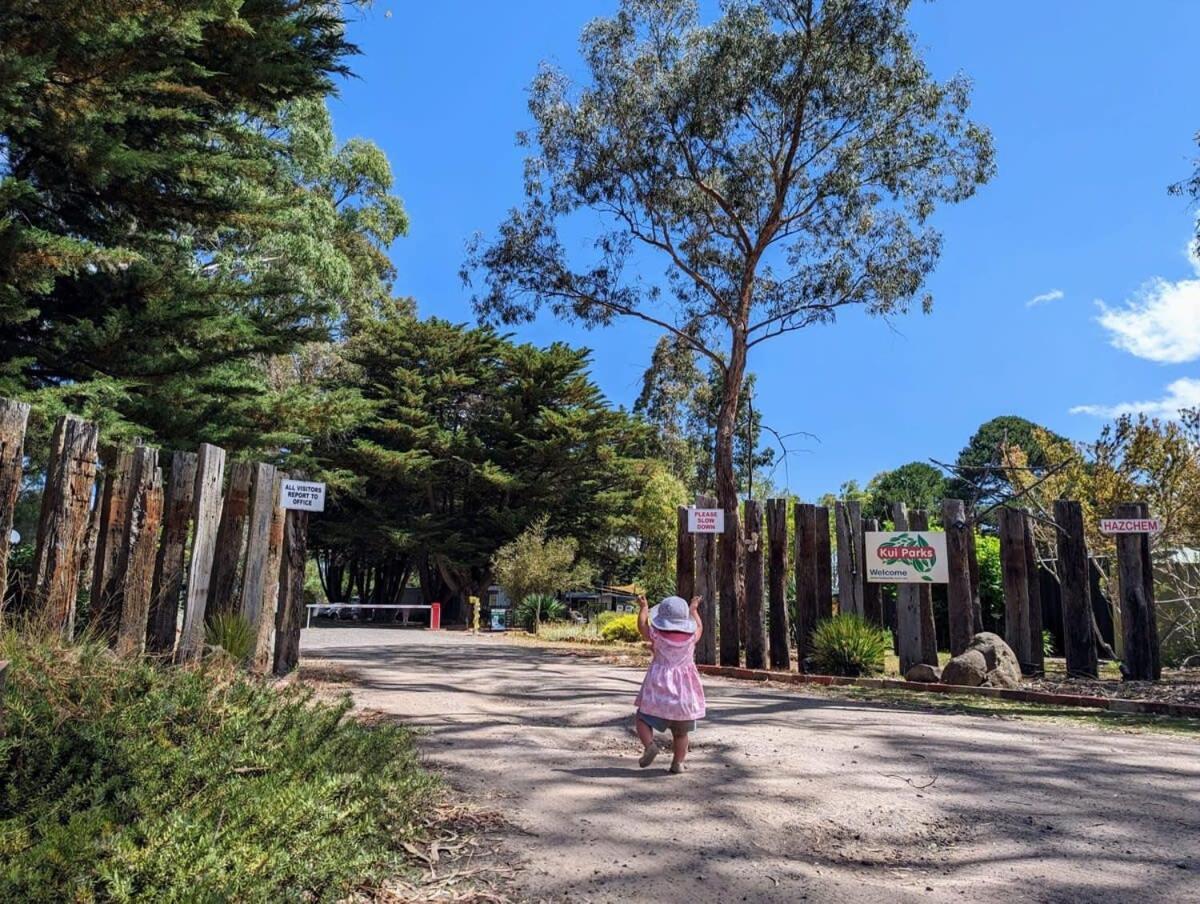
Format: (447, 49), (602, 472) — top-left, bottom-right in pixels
(253, 473), (286, 674)
(32, 415), (100, 635)
(909, 509), (939, 666)
(0, 399), (31, 608)
(88, 446), (135, 636)
(1054, 500), (1098, 678)
(998, 507), (1033, 671)
(115, 447), (163, 657)
(861, 517), (883, 626)
(273, 504), (310, 676)
(1023, 514), (1045, 675)
(793, 504), (818, 665)
(743, 499), (765, 669)
(718, 503), (741, 667)
(146, 452), (198, 654)
(694, 495), (718, 665)
(207, 462), (253, 615)
(766, 498), (790, 670)
(176, 443), (226, 662)
(240, 463), (278, 626)
(675, 506), (695, 602)
(942, 499), (975, 655)
(966, 509), (984, 634)
(814, 506), (834, 622)
(1114, 502), (1160, 681)
(834, 501), (864, 617)
(891, 503), (923, 673)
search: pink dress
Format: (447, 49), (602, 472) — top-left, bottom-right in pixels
(634, 626), (707, 721)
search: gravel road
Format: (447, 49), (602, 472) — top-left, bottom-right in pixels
(302, 626), (1200, 904)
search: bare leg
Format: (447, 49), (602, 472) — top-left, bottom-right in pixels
(636, 714), (659, 767)
(670, 728), (689, 772)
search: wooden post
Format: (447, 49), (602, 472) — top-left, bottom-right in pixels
(88, 446), (135, 636)
(942, 499), (975, 656)
(766, 498), (790, 671)
(814, 506), (833, 623)
(0, 399), (31, 608)
(252, 473), (285, 674)
(675, 506), (695, 601)
(1023, 514), (1045, 675)
(910, 509), (939, 666)
(743, 499), (765, 669)
(892, 502), (923, 673)
(861, 517), (883, 626)
(1054, 500), (1098, 678)
(793, 503), (818, 665)
(834, 501), (864, 617)
(146, 452), (197, 655)
(999, 507), (1033, 670)
(1114, 502), (1160, 681)
(240, 462), (278, 626)
(32, 415), (99, 635)
(115, 447), (163, 657)
(966, 510), (984, 634)
(718, 504), (741, 667)
(694, 494), (718, 665)
(273, 506), (309, 676)
(176, 443), (226, 662)
(207, 461), (253, 615)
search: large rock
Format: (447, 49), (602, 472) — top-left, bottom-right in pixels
(905, 663), (942, 684)
(942, 632), (1022, 689)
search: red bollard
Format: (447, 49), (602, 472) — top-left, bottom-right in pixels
(430, 602), (441, 631)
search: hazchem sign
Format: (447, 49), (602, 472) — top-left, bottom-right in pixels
(1099, 518), (1161, 535)
(281, 479), (326, 512)
(687, 507), (725, 534)
(865, 531), (948, 584)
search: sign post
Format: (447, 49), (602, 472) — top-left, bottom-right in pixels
(687, 507), (725, 534)
(864, 530), (949, 584)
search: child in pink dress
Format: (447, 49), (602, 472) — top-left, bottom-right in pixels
(633, 594), (707, 774)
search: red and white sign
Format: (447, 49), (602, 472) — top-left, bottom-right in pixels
(687, 507), (725, 534)
(1099, 517), (1161, 535)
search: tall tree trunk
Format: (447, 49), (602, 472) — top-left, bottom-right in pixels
(714, 334), (746, 666)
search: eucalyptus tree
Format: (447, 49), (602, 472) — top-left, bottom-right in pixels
(465, 0), (994, 653)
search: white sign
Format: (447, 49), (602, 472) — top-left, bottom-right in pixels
(687, 507), (725, 534)
(281, 479), (326, 512)
(865, 531), (949, 584)
(1099, 517), (1161, 535)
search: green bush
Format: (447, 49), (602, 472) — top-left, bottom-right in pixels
(595, 610), (624, 628)
(516, 593), (566, 629)
(600, 613), (642, 643)
(0, 630), (436, 902)
(204, 611), (256, 663)
(810, 614), (892, 677)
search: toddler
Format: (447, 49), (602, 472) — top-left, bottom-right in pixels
(633, 594), (706, 773)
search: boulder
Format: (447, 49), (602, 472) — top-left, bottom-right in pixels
(905, 663), (942, 684)
(942, 633), (1022, 689)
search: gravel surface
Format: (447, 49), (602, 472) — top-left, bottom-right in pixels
(302, 626), (1200, 904)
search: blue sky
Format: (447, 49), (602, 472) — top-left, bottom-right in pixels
(328, 1), (1200, 500)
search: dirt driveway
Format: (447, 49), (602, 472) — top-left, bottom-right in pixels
(302, 626), (1200, 904)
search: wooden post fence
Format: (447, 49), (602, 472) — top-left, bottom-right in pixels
(834, 501), (864, 617)
(861, 516), (883, 626)
(253, 472), (286, 674)
(942, 498), (975, 655)
(891, 502), (923, 673)
(147, 451), (198, 655)
(909, 508), (938, 666)
(240, 463), (278, 626)
(743, 499), (765, 670)
(718, 503), (741, 667)
(814, 506), (833, 623)
(0, 399), (30, 608)
(966, 508), (984, 634)
(177, 443), (226, 662)
(766, 498), (790, 671)
(999, 507), (1033, 671)
(793, 503), (818, 665)
(1054, 499), (1098, 679)
(1022, 514), (1045, 675)
(694, 495), (718, 666)
(89, 445), (135, 636)
(208, 461), (253, 615)
(1114, 502), (1160, 681)
(115, 447), (163, 657)
(33, 415), (100, 635)
(274, 504), (310, 676)
(675, 505), (695, 602)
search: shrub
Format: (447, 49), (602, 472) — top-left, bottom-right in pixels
(600, 613), (642, 643)
(809, 614), (892, 677)
(595, 610), (622, 628)
(516, 593), (566, 629)
(0, 629), (436, 902)
(204, 611), (256, 662)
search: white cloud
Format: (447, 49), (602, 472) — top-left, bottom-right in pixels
(1094, 243), (1200, 363)
(1069, 376), (1200, 419)
(1025, 288), (1064, 307)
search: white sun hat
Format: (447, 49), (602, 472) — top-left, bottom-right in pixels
(650, 595), (696, 633)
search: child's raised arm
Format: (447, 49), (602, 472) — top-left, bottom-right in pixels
(636, 594), (652, 641)
(690, 595), (703, 643)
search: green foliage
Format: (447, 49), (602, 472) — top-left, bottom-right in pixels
(600, 613), (642, 643)
(865, 462), (948, 522)
(950, 416), (1068, 507)
(492, 519), (593, 627)
(595, 611), (624, 628)
(0, 630), (436, 902)
(516, 593), (567, 629)
(204, 612), (256, 663)
(1042, 629), (1056, 658)
(631, 463), (688, 598)
(810, 615), (893, 677)
(974, 534), (1004, 630)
